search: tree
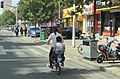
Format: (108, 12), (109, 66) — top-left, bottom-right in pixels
(17, 0), (57, 23)
(0, 10), (16, 26)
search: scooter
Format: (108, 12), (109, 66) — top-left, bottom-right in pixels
(97, 39), (120, 63)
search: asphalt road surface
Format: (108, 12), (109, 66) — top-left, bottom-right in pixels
(0, 30), (119, 79)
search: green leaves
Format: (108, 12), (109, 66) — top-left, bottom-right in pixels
(0, 10), (16, 25)
(17, 0), (94, 22)
(17, 0), (57, 23)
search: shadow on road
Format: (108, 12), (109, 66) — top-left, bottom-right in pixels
(0, 41), (46, 50)
(15, 68), (99, 79)
(0, 55), (100, 79)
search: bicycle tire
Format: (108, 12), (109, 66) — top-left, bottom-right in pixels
(56, 63), (61, 75)
(77, 44), (83, 54)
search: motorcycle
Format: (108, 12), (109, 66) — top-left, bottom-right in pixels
(97, 39), (120, 63)
(51, 52), (64, 75)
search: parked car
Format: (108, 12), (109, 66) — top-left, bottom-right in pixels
(27, 27), (41, 37)
(62, 27), (82, 39)
(40, 26), (62, 38)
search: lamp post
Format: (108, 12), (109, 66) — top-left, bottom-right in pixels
(58, 2), (60, 25)
(93, 0), (96, 40)
(15, 7), (18, 27)
(72, 0), (76, 48)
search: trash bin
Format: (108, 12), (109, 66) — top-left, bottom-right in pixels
(40, 32), (46, 40)
(82, 40), (98, 60)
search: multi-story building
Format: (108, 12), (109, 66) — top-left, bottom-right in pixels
(3, 0), (12, 12)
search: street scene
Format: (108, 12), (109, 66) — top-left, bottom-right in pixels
(0, 28), (120, 79)
(0, 0), (120, 79)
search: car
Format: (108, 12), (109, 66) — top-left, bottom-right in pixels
(40, 26), (62, 38)
(62, 27), (82, 39)
(27, 27), (41, 37)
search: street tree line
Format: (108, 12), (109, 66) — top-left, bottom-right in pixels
(17, 0), (93, 22)
(0, 0), (93, 26)
(0, 10), (16, 26)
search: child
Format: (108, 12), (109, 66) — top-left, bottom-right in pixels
(54, 36), (65, 66)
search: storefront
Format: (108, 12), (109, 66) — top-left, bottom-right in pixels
(96, 0), (120, 36)
(63, 7), (84, 31)
(82, 2), (101, 34)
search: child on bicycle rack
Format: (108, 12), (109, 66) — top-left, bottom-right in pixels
(54, 36), (65, 66)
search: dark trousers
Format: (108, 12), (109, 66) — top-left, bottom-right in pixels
(49, 47), (54, 66)
(49, 47), (65, 66)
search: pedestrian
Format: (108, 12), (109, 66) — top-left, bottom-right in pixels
(20, 27), (23, 36)
(54, 36), (65, 66)
(47, 27), (64, 68)
(24, 27), (27, 36)
(15, 26), (19, 36)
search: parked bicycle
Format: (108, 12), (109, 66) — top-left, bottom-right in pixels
(77, 34), (93, 54)
(77, 43), (83, 54)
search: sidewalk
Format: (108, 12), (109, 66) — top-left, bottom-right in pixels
(20, 35), (120, 77)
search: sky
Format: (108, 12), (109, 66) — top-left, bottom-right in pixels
(12, 0), (20, 6)
(0, 0), (20, 14)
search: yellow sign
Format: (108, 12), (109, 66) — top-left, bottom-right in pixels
(63, 6), (82, 18)
(63, 7), (73, 18)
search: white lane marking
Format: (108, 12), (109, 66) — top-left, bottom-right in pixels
(0, 58), (43, 62)
(0, 46), (6, 55)
(23, 46), (42, 57)
(14, 52), (30, 57)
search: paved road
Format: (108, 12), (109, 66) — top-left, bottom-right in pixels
(0, 30), (119, 79)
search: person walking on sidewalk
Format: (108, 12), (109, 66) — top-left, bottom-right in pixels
(20, 27), (23, 36)
(24, 27), (27, 36)
(15, 26), (19, 36)
(47, 27), (64, 68)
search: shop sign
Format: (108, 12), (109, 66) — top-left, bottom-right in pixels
(63, 7), (73, 18)
(96, 0), (120, 9)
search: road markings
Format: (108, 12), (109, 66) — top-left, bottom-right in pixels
(0, 46), (6, 55)
(0, 58), (44, 62)
(22, 46), (43, 57)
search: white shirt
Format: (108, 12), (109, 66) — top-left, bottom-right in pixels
(55, 42), (65, 54)
(47, 32), (63, 47)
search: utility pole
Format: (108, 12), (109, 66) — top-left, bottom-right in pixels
(58, 2), (60, 25)
(93, 0), (96, 40)
(72, 0), (76, 48)
(15, 7), (18, 27)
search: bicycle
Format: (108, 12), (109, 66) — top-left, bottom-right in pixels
(77, 44), (83, 54)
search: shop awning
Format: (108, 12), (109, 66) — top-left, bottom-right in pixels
(96, 6), (120, 11)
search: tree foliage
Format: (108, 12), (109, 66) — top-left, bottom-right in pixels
(0, 10), (16, 25)
(17, 0), (94, 23)
(17, 0), (58, 23)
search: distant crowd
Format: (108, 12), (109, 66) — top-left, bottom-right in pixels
(14, 26), (27, 37)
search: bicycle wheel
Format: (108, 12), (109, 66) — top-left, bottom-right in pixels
(55, 63), (61, 75)
(77, 44), (83, 54)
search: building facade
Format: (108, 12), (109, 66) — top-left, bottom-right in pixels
(96, 0), (120, 36)
(3, 0), (12, 12)
(63, 7), (84, 32)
